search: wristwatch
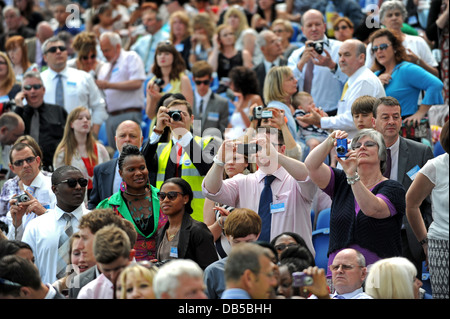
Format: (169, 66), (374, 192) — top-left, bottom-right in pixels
(213, 155), (225, 166)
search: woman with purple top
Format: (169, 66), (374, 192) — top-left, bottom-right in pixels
(305, 128), (405, 280)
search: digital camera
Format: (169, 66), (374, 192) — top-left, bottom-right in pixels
(167, 110), (182, 121)
(336, 138), (348, 158)
(237, 143), (262, 155)
(308, 40), (324, 54)
(253, 106), (273, 120)
(154, 78), (164, 92)
(13, 194), (30, 205)
(292, 272), (314, 287)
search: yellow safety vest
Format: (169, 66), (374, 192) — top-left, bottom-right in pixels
(156, 136), (213, 222)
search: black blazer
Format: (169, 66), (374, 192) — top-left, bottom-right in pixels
(88, 159), (118, 209)
(156, 212), (218, 270)
(253, 57), (288, 98)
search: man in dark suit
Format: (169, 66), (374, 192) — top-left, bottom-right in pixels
(253, 29), (287, 98)
(25, 21), (54, 69)
(191, 61), (229, 138)
(0, 6), (35, 51)
(374, 96), (434, 278)
(13, 71), (67, 172)
(88, 120), (144, 209)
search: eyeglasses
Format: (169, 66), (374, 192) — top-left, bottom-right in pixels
(329, 264), (362, 272)
(81, 54), (96, 60)
(194, 79), (210, 86)
(334, 25), (349, 31)
(274, 243), (298, 251)
(12, 156), (36, 167)
(272, 29), (285, 34)
(0, 61), (7, 65)
(45, 46), (67, 54)
(371, 43), (390, 53)
(352, 140), (378, 150)
(23, 84), (43, 91)
(157, 40), (172, 47)
(55, 178), (88, 188)
(157, 191), (184, 201)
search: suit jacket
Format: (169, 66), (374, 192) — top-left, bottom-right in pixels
(193, 93), (229, 138)
(397, 136), (434, 260)
(254, 57), (288, 98)
(88, 159), (117, 210)
(68, 265), (98, 299)
(155, 212), (218, 270)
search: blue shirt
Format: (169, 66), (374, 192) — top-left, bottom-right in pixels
(221, 288), (252, 299)
(375, 61), (443, 117)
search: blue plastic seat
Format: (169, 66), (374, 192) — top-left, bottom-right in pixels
(312, 228), (330, 270)
(316, 208), (331, 229)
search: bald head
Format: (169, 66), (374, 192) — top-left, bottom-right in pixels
(36, 21), (54, 43)
(115, 120), (143, 153)
(338, 39), (366, 76)
(301, 9), (326, 41)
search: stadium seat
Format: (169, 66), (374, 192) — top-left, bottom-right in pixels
(312, 228), (330, 270)
(316, 208), (331, 229)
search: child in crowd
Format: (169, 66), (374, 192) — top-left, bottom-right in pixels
(293, 92), (329, 156)
(351, 95), (377, 130)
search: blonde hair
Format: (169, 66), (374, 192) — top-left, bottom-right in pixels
(224, 6), (249, 38)
(365, 257), (417, 299)
(169, 11), (191, 43)
(53, 106), (98, 166)
(0, 51), (17, 94)
(263, 66), (293, 104)
(117, 263), (158, 299)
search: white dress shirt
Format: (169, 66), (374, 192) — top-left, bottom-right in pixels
(320, 65), (386, 139)
(288, 36), (346, 112)
(41, 66), (108, 126)
(22, 204), (90, 285)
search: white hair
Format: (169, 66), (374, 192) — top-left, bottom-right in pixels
(100, 31), (122, 47)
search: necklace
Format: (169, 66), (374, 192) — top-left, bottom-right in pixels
(126, 195), (153, 230)
(167, 227), (180, 241)
(365, 176), (385, 189)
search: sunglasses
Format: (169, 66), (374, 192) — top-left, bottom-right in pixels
(55, 178), (88, 188)
(0, 61), (7, 65)
(329, 264), (361, 272)
(12, 156), (36, 167)
(334, 25), (349, 31)
(352, 140), (378, 150)
(194, 79), (210, 86)
(45, 46), (67, 54)
(157, 191), (184, 201)
(371, 43), (390, 53)
(81, 54), (96, 60)
(23, 84), (43, 91)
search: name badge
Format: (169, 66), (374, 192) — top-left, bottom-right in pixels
(170, 246), (178, 258)
(112, 67), (119, 73)
(407, 165), (421, 181)
(207, 112), (219, 121)
(270, 202), (285, 214)
(67, 81), (77, 87)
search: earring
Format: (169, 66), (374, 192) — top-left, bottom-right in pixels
(120, 181), (127, 192)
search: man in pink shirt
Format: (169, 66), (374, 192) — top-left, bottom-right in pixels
(202, 127), (317, 255)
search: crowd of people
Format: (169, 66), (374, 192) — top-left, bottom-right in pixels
(0, 0), (448, 302)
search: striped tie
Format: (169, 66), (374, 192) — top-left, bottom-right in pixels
(56, 212), (74, 279)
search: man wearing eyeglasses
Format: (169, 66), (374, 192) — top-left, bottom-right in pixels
(191, 61), (229, 137)
(2, 143), (56, 241)
(304, 248), (372, 299)
(22, 165), (90, 286)
(13, 71), (67, 172)
(40, 36), (108, 138)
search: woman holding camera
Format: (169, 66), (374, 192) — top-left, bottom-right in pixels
(145, 41), (193, 120)
(305, 128), (406, 280)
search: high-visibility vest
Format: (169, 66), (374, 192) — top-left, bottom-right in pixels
(156, 136), (213, 222)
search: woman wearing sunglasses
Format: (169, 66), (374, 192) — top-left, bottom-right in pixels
(305, 128), (406, 281)
(368, 28), (443, 128)
(97, 144), (168, 262)
(53, 106), (110, 202)
(155, 177), (218, 270)
(68, 31), (104, 79)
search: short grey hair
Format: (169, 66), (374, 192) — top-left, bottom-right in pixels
(256, 29), (273, 48)
(379, 0), (408, 24)
(22, 71), (43, 86)
(100, 31), (122, 47)
(41, 36), (65, 55)
(152, 259), (203, 299)
(2, 5), (20, 17)
(351, 128), (387, 174)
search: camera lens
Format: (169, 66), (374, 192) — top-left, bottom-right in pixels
(171, 112), (182, 121)
(336, 146), (346, 154)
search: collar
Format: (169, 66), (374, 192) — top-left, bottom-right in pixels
(48, 66), (68, 80)
(332, 287), (365, 299)
(389, 136), (400, 153)
(23, 171), (47, 189)
(255, 166), (286, 184)
(195, 88), (212, 104)
(347, 65), (367, 87)
(171, 131), (193, 148)
(264, 57), (281, 71)
(55, 204), (86, 222)
(44, 283), (57, 299)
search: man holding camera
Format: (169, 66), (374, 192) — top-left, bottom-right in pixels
(142, 99), (220, 222)
(287, 9), (345, 116)
(2, 143), (56, 240)
(201, 126), (317, 252)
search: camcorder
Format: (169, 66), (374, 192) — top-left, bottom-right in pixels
(167, 110), (182, 121)
(253, 106), (273, 120)
(292, 272), (314, 287)
(307, 40), (324, 54)
(13, 193), (31, 205)
(336, 138), (348, 158)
